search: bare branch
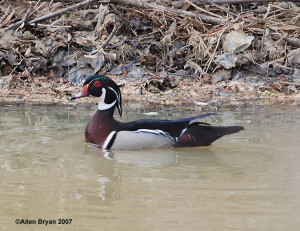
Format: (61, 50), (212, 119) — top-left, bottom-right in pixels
(29, 0), (107, 24)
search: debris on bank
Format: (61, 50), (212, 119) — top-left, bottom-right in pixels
(0, 0), (300, 105)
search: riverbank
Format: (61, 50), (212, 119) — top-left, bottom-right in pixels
(1, 1), (300, 106)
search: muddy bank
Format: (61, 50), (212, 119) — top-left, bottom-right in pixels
(1, 74), (300, 106)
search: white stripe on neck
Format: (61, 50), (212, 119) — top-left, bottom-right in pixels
(98, 88), (117, 111)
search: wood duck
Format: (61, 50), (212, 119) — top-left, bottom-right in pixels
(71, 75), (244, 150)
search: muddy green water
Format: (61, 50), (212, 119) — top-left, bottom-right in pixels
(0, 102), (300, 231)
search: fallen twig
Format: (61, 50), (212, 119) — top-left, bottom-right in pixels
(111, 0), (148, 8)
(253, 2), (293, 13)
(147, 2), (228, 25)
(29, 0), (103, 24)
(1, 0), (106, 32)
(110, 0), (228, 24)
(206, 0), (239, 17)
(5, 8), (31, 31)
(280, 81), (300, 87)
(204, 27), (227, 72)
(272, 34), (300, 48)
(101, 24), (119, 49)
(0, 5), (12, 26)
(185, 0), (224, 19)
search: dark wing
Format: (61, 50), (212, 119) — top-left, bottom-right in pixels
(116, 113), (214, 137)
(175, 123), (244, 147)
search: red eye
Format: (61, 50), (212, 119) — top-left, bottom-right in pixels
(93, 80), (101, 87)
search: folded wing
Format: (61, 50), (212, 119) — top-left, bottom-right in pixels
(175, 123), (244, 147)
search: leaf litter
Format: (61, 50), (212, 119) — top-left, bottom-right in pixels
(0, 0), (300, 106)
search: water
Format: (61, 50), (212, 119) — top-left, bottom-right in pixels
(0, 102), (300, 231)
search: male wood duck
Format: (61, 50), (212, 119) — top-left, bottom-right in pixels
(71, 75), (244, 150)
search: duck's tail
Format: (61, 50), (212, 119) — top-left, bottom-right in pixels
(175, 123), (244, 147)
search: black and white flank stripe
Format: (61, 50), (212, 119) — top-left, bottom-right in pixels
(102, 129), (176, 150)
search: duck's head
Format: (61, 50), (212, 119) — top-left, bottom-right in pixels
(71, 75), (122, 116)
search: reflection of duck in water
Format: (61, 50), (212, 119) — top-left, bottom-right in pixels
(88, 147), (217, 168)
(84, 145), (177, 167)
(72, 75), (244, 150)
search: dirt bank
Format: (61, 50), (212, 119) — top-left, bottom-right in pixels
(1, 74), (300, 106)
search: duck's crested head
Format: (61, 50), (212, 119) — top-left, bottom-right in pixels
(71, 75), (122, 116)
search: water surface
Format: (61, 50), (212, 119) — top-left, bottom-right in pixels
(0, 102), (300, 230)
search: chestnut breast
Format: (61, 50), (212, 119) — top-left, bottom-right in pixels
(85, 110), (115, 148)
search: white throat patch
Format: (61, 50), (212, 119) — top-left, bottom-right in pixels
(98, 87), (117, 111)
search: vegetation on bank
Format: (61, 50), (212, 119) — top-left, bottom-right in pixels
(0, 0), (300, 104)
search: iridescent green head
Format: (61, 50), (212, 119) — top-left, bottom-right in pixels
(72, 75), (122, 116)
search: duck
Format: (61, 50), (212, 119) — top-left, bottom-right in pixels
(71, 75), (244, 150)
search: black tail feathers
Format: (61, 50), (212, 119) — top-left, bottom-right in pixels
(175, 123), (244, 147)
